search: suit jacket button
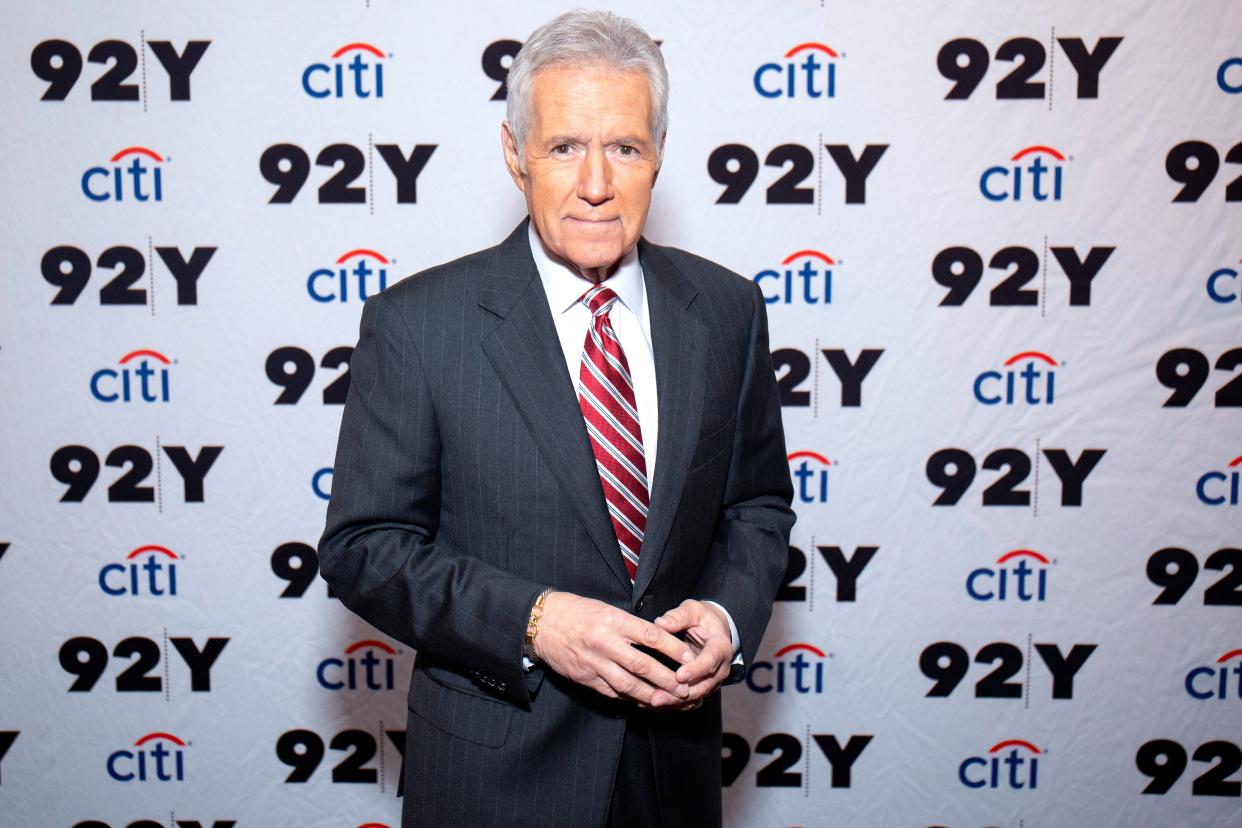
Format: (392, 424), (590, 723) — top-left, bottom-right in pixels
(635, 596), (646, 612)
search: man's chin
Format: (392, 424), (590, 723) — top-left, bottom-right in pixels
(564, 245), (627, 277)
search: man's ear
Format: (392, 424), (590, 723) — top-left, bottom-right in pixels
(501, 121), (525, 192)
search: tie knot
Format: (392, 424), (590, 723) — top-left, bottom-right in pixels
(580, 284), (619, 317)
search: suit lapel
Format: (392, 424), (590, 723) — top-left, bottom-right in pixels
(479, 222), (632, 591)
(632, 241), (706, 602)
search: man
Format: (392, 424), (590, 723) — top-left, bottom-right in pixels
(319, 10), (794, 827)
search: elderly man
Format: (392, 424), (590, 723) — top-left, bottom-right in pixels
(319, 9), (794, 827)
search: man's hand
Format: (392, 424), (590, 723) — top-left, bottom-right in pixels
(652, 599), (734, 711)
(534, 591), (694, 707)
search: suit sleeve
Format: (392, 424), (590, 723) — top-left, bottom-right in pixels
(695, 282), (796, 669)
(318, 291), (547, 704)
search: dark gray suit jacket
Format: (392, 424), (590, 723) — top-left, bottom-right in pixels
(319, 220), (794, 827)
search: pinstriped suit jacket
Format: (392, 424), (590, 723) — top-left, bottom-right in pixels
(319, 220), (794, 827)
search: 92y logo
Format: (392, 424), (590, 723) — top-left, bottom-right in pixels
(60, 635), (228, 693)
(723, 732), (872, 789)
(0, 732), (16, 785)
(1166, 141), (1242, 203)
(1136, 739), (1242, 797)
(708, 144), (887, 204)
(1147, 547), (1242, 606)
(31, 39), (209, 101)
(43, 245), (215, 307)
(938, 36), (1121, 100)
(932, 244), (1112, 307)
(50, 444), (222, 503)
(926, 447), (1105, 507)
(920, 641), (1096, 699)
(260, 142), (436, 204)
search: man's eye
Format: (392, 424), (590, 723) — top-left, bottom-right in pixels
(552, 144), (573, 154)
(617, 145), (637, 156)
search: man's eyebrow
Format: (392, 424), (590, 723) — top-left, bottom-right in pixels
(610, 135), (650, 146)
(544, 135), (585, 145)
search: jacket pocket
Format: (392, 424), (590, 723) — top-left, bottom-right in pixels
(407, 661), (514, 749)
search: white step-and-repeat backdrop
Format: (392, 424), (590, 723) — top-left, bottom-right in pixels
(1, 1), (1239, 826)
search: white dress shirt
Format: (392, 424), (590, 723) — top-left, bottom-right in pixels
(526, 224), (742, 666)
(528, 222), (660, 484)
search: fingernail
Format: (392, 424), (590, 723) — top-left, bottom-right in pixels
(676, 683), (689, 697)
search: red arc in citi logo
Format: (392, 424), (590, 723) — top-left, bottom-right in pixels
(1185, 649), (1242, 700)
(755, 250), (836, 305)
(980, 145), (1066, 202)
(107, 731), (187, 781)
(974, 351), (1059, 406)
(745, 642), (828, 693)
(788, 451), (831, 504)
(303, 42), (387, 98)
(967, 548), (1050, 602)
(99, 544), (179, 597)
(1197, 454), (1242, 506)
(82, 146), (166, 202)
(317, 639), (399, 690)
(959, 739), (1041, 789)
(308, 248), (393, 303)
(754, 42), (840, 99)
(91, 349), (172, 403)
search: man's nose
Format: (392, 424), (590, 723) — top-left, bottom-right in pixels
(577, 147), (613, 205)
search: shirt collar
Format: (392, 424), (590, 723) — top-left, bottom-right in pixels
(527, 221), (644, 317)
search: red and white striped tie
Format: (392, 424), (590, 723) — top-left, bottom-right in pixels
(577, 284), (648, 581)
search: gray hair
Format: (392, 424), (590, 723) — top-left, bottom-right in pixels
(506, 9), (668, 161)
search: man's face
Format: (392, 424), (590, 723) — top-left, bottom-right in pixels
(503, 64), (660, 282)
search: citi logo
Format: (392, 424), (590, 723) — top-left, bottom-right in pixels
(82, 147), (166, 202)
(1185, 649), (1242, 700)
(1219, 57), (1242, 94)
(303, 42), (387, 98)
(745, 642), (827, 694)
(967, 549), (1050, 602)
(1207, 259), (1241, 304)
(754, 250), (835, 305)
(99, 545), (179, 597)
(308, 248), (392, 303)
(1197, 455), (1242, 506)
(317, 639), (399, 691)
(90, 349), (172, 403)
(788, 451), (831, 504)
(959, 739), (1041, 790)
(754, 42), (839, 99)
(313, 467), (333, 501)
(980, 145), (1066, 202)
(973, 351), (1058, 405)
(107, 732), (187, 782)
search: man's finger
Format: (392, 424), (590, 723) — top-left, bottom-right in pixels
(629, 616), (694, 666)
(605, 640), (689, 698)
(597, 661), (678, 707)
(675, 636), (731, 685)
(654, 604), (688, 631)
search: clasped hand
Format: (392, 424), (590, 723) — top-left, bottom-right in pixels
(533, 593), (734, 711)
